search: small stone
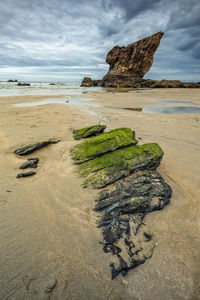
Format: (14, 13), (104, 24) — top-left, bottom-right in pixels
(14, 140), (59, 156)
(16, 171), (36, 178)
(44, 278), (57, 293)
(19, 158), (39, 169)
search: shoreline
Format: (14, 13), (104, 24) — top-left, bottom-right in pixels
(0, 89), (199, 299)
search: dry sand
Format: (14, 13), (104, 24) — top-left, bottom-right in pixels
(0, 89), (199, 299)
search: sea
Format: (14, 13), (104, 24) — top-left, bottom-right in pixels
(0, 81), (104, 96)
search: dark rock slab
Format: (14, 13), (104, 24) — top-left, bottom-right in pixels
(14, 140), (59, 156)
(16, 171), (36, 178)
(8, 79), (18, 82)
(17, 82), (30, 86)
(19, 158), (39, 169)
(71, 128), (137, 164)
(95, 170), (172, 278)
(73, 125), (106, 140)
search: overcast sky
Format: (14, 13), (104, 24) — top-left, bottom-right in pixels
(0, 0), (199, 82)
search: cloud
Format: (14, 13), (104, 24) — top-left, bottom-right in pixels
(0, 0), (199, 81)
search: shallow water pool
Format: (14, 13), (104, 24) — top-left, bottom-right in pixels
(13, 97), (92, 107)
(152, 99), (193, 104)
(142, 105), (200, 114)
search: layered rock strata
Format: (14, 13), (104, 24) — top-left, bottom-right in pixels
(71, 126), (172, 278)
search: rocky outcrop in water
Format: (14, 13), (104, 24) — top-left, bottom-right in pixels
(81, 77), (94, 87)
(17, 82), (31, 86)
(71, 127), (172, 278)
(7, 79), (18, 82)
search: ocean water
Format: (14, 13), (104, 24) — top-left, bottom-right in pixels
(0, 81), (104, 96)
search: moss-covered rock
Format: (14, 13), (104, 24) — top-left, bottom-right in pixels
(70, 128), (137, 164)
(73, 124), (106, 140)
(77, 143), (163, 188)
(70, 126), (172, 279)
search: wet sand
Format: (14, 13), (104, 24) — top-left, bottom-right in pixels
(0, 89), (200, 299)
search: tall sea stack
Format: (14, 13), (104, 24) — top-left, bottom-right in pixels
(81, 32), (164, 88)
(101, 31), (164, 87)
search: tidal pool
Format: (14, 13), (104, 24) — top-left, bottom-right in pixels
(153, 99), (193, 104)
(13, 97), (92, 107)
(13, 96), (102, 116)
(142, 105), (200, 114)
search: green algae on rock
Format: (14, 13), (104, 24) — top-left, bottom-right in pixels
(70, 126), (172, 279)
(78, 143), (163, 188)
(73, 125), (106, 140)
(70, 128), (137, 164)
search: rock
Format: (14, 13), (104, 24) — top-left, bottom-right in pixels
(77, 143), (163, 188)
(16, 171), (36, 178)
(19, 158), (39, 169)
(81, 77), (103, 87)
(81, 32), (164, 87)
(182, 82), (200, 88)
(81, 77), (94, 87)
(70, 126), (172, 279)
(70, 128), (137, 164)
(14, 140), (59, 156)
(81, 31), (200, 88)
(95, 170), (172, 214)
(92, 79), (103, 86)
(17, 82), (31, 86)
(105, 31), (164, 80)
(44, 278), (57, 293)
(7, 79), (18, 82)
(95, 170), (171, 278)
(73, 125), (106, 140)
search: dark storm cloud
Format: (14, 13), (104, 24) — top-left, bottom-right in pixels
(0, 0), (199, 81)
(101, 0), (162, 20)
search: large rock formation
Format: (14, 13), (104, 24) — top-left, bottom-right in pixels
(70, 126), (172, 279)
(81, 32), (200, 88)
(102, 31), (164, 87)
(81, 32), (163, 88)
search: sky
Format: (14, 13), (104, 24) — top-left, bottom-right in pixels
(0, 0), (200, 82)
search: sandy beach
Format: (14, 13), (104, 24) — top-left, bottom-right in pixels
(0, 89), (200, 299)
